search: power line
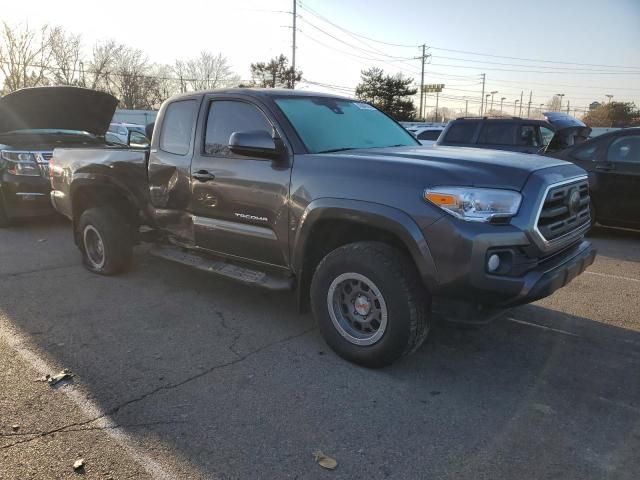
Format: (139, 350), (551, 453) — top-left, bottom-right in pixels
(298, 1), (419, 48)
(427, 45), (640, 70)
(431, 54), (640, 74)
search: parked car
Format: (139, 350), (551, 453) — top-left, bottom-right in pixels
(0, 86), (118, 226)
(406, 126), (445, 146)
(548, 127), (640, 230)
(50, 88), (595, 367)
(107, 122), (147, 145)
(435, 114), (585, 154)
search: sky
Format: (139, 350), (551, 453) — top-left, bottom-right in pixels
(3, 0), (640, 116)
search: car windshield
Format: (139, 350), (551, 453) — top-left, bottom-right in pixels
(275, 97), (419, 153)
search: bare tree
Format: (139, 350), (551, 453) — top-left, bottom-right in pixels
(49, 27), (82, 85)
(108, 47), (160, 109)
(174, 51), (239, 92)
(148, 64), (179, 107)
(546, 95), (562, 112)
(84, 40), (122, 90)
(0, 22), (53, 93)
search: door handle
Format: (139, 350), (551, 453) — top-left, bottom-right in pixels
(595, 164), (614, 172)
(193, 170), (216, 181)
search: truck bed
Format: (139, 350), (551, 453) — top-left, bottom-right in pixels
(50, 146), (150, 221)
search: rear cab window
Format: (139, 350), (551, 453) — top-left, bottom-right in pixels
(443, 122), (478, 143)
(159, 100), (198, 155)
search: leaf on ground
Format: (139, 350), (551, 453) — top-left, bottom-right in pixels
(313, 450), (337, 470)
(73, 458), (85, 471)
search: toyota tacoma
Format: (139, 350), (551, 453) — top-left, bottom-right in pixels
(50, 88), (596, 367)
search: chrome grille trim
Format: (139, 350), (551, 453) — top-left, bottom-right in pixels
(533, 175), (590, 249)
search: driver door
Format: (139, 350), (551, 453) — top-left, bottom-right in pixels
(189, 97), (292, 267)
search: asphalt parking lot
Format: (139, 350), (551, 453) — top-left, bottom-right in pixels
(1, 218), (639, 479)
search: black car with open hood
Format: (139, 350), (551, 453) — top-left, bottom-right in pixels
(0, 86), (119, 226)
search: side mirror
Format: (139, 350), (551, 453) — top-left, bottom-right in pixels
(228, 130), (284, 160)
(128, 130), (150, 148)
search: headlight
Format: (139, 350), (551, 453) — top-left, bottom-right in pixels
(424, 187), (521, 222)
(1, 151), (41, 176)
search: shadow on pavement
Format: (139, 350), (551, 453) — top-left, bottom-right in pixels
(1, 247), (639, 479)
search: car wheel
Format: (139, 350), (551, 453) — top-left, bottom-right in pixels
(78, 207), (133, 275)
(311, 241), (430, 368)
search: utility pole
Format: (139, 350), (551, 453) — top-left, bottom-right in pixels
(465, 100), (468, 116)
(519, 90), (523, 116)
(291, 0), (297, 89)
(434, 91), (440, 122)
(479, 73), (486, 116)
(526, 90), (532, 117)
(514, 100), (519, 115)
(416, 44), (428, 120)
(566, 100), (570, 115)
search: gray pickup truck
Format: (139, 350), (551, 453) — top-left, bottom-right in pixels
(50, 88), (596, 367)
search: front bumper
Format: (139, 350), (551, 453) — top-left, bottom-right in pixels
(1, 172), (54, 218)
(424, 215), (596, 309)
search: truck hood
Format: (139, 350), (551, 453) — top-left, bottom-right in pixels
(0, 86), (119, 136)
(543, 111), (591, 153)
(334, 145), (569, 191)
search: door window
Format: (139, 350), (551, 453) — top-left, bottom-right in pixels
(159, 100), (198, 155)
(417, 129), (442, 141)
(607, 136), (640, 163)
(572, 142), (600, 162)
(204, 101), (272, 156)
(444, 122), (477, 143)
(477, 122), (517, 145)
(518, 125), (541, 147)
(540, 126), (554, 146)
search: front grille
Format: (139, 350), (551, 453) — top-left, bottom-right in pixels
(536, 178), (590, 243)
(36, 152), (52, 178)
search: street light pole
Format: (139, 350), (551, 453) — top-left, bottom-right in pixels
(514, 100), (519, 115)
(605, 94), (613, 103)
(489, 91), (498, 113)
(556, 93), (565, 111)
(500, 97), (505, 113)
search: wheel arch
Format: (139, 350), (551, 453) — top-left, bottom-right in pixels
(292, 198), (438, 312)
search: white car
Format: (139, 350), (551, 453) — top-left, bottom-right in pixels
(107, 122), (147, 144)
(406, 126), (445, 146)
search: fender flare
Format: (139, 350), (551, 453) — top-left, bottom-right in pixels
(292, 198), (439, 290)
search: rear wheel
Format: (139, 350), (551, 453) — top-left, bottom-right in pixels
(78, 207), (133, 275)
(311, 241), (430, 368)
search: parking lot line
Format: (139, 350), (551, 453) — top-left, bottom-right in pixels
(505, 317), (580, 337)
(0, 319), (176, 480)
(585, 271), (640, 283)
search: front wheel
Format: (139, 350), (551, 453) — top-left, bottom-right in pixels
(311, 242), (430, 368)
(78, 207), (133, 275)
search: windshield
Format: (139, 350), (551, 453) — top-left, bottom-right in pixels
(275, 97), (419, 153)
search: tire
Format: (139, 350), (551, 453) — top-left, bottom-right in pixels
(77, 207), (133, 275)
(310, 241), (430, 368)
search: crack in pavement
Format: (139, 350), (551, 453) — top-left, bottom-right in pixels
(1, 326), (317, 450)
(0, 263), (79, 280)
(0, 420), (182, 438)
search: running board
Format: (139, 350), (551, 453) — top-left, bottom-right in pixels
(149, 244), (295, 291)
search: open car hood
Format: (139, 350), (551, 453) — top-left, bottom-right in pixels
(543, 111), (591, 153)
(0, 86), (119, 136)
